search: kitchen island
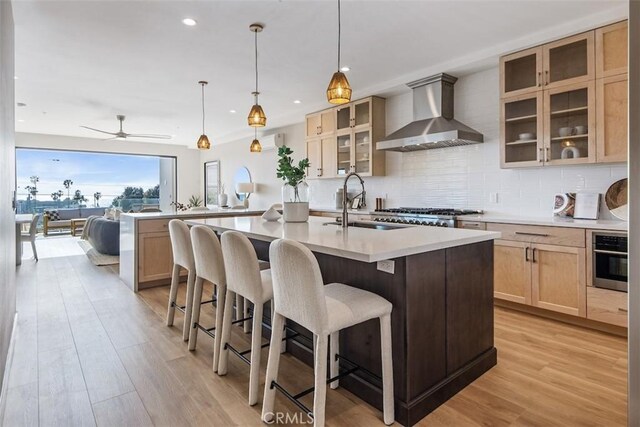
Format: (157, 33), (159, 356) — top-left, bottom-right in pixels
(186, 216), (500, 426)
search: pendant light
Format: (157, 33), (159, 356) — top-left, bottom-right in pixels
(196, 81), (211, 150)
(249, 128), (262, 153)
(248, 24), (266, 127)
(326, 0), (351, 104)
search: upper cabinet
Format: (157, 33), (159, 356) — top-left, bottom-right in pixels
(305, 110), (335, 138)
(500, 21), (628, 168)
(305, 96), (386, 179)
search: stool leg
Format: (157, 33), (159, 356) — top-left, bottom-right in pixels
(270, 300), (286, 354)
(188, 276), (204, 351)
(165, 264), (181, 326)
(236, 295), (243, 322)
(182, 270), (196, 341)
(262, 312), (285, 423)
(313, 333), (328, 427)
(217, 289), (236, 376)
(380, 314), (395, 425)
(243, 298), (251, 334)
(248, 300), (264, 406)
(31, 239), (38, 262)
(329, 332), (339, 390)
(212, 283), (226, 373)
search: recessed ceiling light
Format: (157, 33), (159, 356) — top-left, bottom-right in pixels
(17, 119), (25, 122)
(229, 109), (237, 113)
(340, 66), (350, 72)
(293, 100), (301, 104)
(182, 18), (197, 26)
(14, 76), (18, 80)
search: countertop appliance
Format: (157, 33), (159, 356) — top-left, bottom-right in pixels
(372, 207), (483, 228)
(593, 231), (628, 292)
(376, 73), (484, 152)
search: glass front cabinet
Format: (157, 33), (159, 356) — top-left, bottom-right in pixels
(500, 21), (627, 168)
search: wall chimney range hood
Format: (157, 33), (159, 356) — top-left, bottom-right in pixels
(377, 73), (484, 152)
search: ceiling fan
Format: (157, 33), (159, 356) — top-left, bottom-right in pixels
(80, 115), (172, 140)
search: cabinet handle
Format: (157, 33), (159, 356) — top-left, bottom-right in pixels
(539, 148), (544, 162)
(545, 147), (550, 162)
(544, 70), (549, 86)
(317, 168), (323, 177)
(619, 307), (629, 313)
(525, 246), (530, 262)
(532, 248), (537, 263)
(537, 72), (542, 87)
(594, 249), (628, 256)
(515, 231), (550, 237)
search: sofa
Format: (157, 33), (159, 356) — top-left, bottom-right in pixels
(86, 217), (120, 255)
(43, 207), (105, 235)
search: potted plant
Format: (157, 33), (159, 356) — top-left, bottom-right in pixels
(276, 146), (310, 222)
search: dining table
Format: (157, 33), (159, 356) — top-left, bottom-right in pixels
(15, 213), (33, 266)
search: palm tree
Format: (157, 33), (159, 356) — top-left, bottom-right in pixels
(51, 190), (63, 208)
(63, 179), (73, 207)
(29, 176), (39, 208)
(73, 190), (87, 216)
(93, 192), (102, 207)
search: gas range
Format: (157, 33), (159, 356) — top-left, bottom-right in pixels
(372, 207), (483, 228)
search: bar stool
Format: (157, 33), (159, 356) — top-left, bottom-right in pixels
(263, 239), (394, 426)
(217, 230), (275, 406)
(188, 225), (227, 373)
(165, 219), (197, 341)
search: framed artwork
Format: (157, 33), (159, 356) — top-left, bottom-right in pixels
(204, 160), (220, 206)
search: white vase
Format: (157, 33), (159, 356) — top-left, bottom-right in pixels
(218, 193), (228, 206)
(283, 202), (309, 222)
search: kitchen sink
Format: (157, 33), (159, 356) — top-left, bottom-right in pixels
(323, 221), (406, 230)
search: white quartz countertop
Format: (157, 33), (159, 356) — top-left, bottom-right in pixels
(459, 214), (628, 231)
(185, 216), (501, 263)
(121, 208), (264, 220)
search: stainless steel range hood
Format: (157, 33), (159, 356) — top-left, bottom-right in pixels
(377, 73), (484, 152)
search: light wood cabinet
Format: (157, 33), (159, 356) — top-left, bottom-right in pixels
(596, 74), (628, 163)
(489, 223), (587, 317)
(305, 110), (335, 138)
(587, 286), (628, 328)
(138, 231), (174, 283)
(500, 21), (627, 168)
(306, 96), (386, 179)
(596, 21), (628, 78)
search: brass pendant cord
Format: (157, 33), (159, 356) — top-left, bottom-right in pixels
(254, 28), (259, 103)
(201, 83), (206, 134)
(337, 0), (341, 71)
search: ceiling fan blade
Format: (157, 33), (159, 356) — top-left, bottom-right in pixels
(125, 134), (173, 139)
(80, 125), (118, 136)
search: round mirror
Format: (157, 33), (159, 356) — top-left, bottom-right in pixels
(605, 178), (628, 221)
(233, 167), (252, 201)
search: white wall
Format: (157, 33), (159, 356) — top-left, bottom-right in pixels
(305, 67), (628, 219)
(16, 133), (201, 205)
(200, 123), (306, 209)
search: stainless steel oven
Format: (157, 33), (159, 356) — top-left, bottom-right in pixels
(593, 232), (628, 292)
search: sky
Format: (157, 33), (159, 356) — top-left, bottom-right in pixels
(16, 148), (162, 202)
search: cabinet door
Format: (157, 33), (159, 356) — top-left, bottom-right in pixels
(353, 129), (372, 175)
(306, 138), (322, 179)
(501, 92), (544, 168)
(138, 232), (174, 283)
(306, 113), (321, 138)
(320, 136), (337, 178)
(587, 286), (627, 327)
(500, 46), (543, 97)
(336, 132), (352, 176)
(543, 81), (596, 165)
(596, 21), (628, 78)
(494, 240), (532, 304)
(336, 105), (352, 131)
(543, 32), (595, 89)
(319, 110), (336, 135)
(531, 244), (586, 317)
(596, 74), (628, 163)
(353, 98), (371, 129)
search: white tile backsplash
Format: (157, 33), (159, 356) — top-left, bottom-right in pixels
(308, 66), (627, 219)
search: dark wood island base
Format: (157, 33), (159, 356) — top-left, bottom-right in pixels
(253, 239), (496, 426)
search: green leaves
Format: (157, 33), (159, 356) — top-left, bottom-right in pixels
(276, 146), (310, 187)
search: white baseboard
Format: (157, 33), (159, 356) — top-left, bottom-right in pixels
(0, 312), (18, 423)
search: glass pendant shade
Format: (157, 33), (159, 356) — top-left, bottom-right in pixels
(247, 103), (267, 127)
(197, 134), (211, 150)
(327, 71), (352, 104)
(250, 138), (262, 152)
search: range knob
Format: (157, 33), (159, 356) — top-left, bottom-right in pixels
(441, 222), (449, 227)
(420, 221), (429, 226)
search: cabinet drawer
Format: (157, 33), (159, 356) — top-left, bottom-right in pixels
(587, 287), (627, 328)
(138, 219), (170, 233)
(486, 223), (585, 247)
(458, 221), (486, 230)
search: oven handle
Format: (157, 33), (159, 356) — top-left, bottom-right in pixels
(593, 249), (628, 256)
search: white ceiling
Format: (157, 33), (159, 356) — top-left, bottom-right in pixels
(13, 0), (627, 147)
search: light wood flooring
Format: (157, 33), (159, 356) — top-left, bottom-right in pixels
(1, 236), (628, 426)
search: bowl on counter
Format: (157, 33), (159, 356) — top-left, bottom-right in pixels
(518, 132), (536, 141)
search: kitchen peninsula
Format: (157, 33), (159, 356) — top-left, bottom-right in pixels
(119, 209), (264, 291)
(186, 216), (500, 425)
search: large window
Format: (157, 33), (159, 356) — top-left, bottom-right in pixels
(16, 148), (176, 214)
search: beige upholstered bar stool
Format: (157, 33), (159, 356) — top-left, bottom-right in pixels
(217, 230), (274, 406)
(263, 239), (394, 426)
(188, 225), (227, 372)
(166, 219), (197, 341)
